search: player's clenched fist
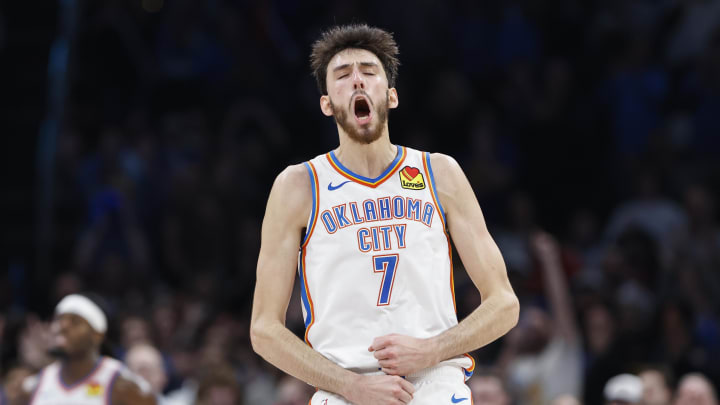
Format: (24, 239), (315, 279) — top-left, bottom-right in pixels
(369, 334), (436, 376)
(342, 374), (415, 405)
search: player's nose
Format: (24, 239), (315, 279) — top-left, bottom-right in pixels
(352, 68), (365, 90)
(52, 318), (69, 335)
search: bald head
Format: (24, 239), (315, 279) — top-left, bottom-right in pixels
(125, 344), (167, 393)
(674, 373), (718, 405)
(470, 374), (511, 405)
(552, 394), (582, 405)
(640, 369), (671, 405)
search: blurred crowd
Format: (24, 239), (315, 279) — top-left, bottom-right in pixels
(2, 0), (720, 404)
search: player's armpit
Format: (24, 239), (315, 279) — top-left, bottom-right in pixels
(426, 153), (519, 358)
(111, 376), (157, 405)
(250, 164), (311, 345)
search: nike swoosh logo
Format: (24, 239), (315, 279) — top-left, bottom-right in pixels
(451, 394), (468, 403)
(328, 180), (352, 191)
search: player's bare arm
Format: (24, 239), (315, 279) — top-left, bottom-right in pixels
(531, 232), (579, 343)
(250, 164), (415, 405)
(111, 376), (157, 405)
(370, 153), (519, 376)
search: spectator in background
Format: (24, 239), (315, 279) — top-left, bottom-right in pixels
(673, 373), (718, 405)
(494, 192), (538, 279)
(604, 373), (643, 404)
(670, 184), (720, 328)
(162, 342), (199, 405)
(120, 315), (154, 352)
(2, 367), (33, 405)
(639, 367), (673, 405)
(551, 394), (582, 405)
(654, 300), (706, 380)
(17, 316), (53, 371)
(600, 31), (668, 160)
(195, 363), (242, 405)
(498, 233), (583, 405)
(273, 375), (316, 405)
(582, 302), (625, 405)
(125, 344), (168, 402)
(468, 370), (512, 405)
(604, 170), (687, 268)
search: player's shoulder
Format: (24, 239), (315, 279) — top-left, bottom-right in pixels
(267, 163), (314, 222)
(101, 356), (151, 392)
(426, 152), (463, 180)
(274, 163), (312, 190)
(111, 373), (143, 393)
(102, 355), (124, 369)
(422, 151), (470, 203)
(111, 367), (156, 405)
(111, 377), (156, 405)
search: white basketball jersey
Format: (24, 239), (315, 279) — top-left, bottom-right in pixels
(299, 145), (474, 378)
(29, 357), (125, 405)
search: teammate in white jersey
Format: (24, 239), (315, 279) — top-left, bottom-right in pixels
(11, 294), (156, 405)
(251, 24), (520, 405)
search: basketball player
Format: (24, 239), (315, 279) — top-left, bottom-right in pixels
(251, 24), (520, 404)
(10, 294), (157, 405)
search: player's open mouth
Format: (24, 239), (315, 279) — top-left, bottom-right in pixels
(353, 96), (372, 125)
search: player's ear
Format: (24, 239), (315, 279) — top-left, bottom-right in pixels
(320, 95), (334, 117)
(388, 88), (398, 109)
(93, 331), (104, 346)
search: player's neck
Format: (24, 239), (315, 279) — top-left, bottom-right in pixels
(61, 352), (100, 385)
(335, 132), (396, 179)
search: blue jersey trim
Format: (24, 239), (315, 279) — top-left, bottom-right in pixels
(424, 152), (446, 224)
(298, 258), (312, 328)
(106, 369), (120, 405)
(301, 162), (317, 246)
(329, 145), (402, 184)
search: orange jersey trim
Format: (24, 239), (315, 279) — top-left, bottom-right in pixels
(325, 146), (407, 188)
(422, 152), (456, 313)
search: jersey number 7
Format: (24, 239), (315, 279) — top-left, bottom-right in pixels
(373, 254), (399, 306)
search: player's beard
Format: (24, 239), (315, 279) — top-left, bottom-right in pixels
(331, 91), (389, 145)
(48, 346), (69, 360)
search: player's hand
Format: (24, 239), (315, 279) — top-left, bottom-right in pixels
(368, 334), (436, 376)
(342, 374), (415, 405)
(531, 231), (562, 268)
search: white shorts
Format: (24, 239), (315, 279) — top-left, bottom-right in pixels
(310, 364), (472, 405)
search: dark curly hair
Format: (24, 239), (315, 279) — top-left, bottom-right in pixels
(310, 24), (400, 95)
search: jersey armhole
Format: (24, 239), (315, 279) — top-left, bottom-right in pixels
(423, 152), (447, 226)
(300, 162), (320, 247)
(105, 369), (120, 405)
